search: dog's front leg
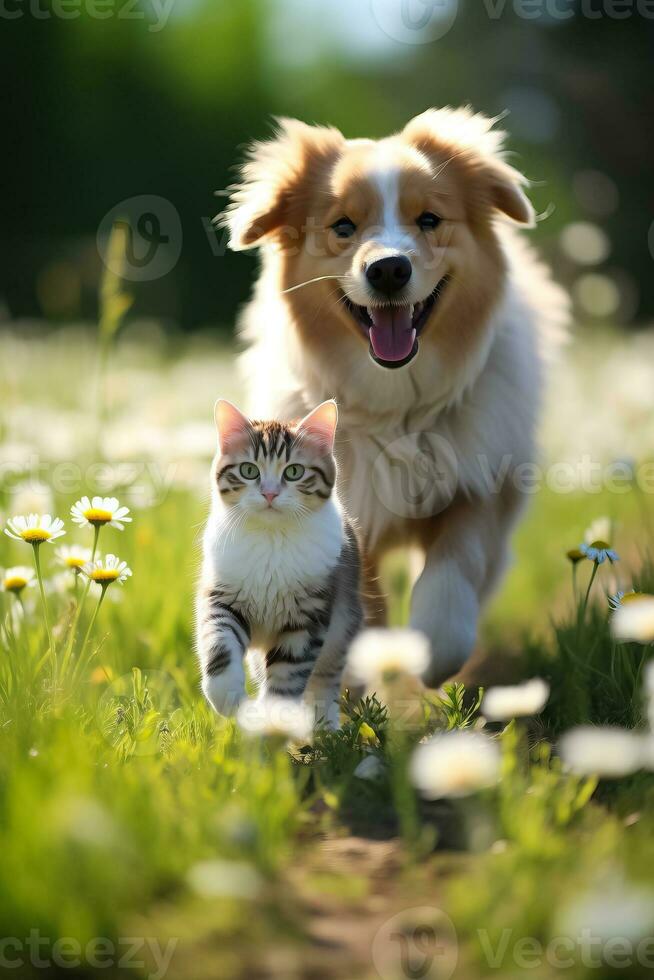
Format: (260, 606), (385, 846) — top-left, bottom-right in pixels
(410, 487), (523, 688)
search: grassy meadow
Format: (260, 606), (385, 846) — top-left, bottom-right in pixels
(2, 305), (654, 979)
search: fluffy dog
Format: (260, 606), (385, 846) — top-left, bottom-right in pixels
(220, 107), (568, 686)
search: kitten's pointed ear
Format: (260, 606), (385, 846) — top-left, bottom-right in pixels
(296, 400), (338, 453)
(214, 399), (251, 453)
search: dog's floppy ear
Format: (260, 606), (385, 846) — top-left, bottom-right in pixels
(220, 118), (345, 250)
(403, 107), (535, 227)
(483, 158), (535, 226)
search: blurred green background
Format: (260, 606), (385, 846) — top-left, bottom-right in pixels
(2, 0), (653, 331)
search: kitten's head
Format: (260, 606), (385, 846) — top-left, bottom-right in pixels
(212, 399), (338, 523)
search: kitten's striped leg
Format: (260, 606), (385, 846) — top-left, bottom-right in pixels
(197, 590), (250, 717)
(263, 628), (325, 700)
(307, 595), (364, 729)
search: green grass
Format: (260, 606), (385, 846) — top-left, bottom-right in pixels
(2, 317), (654, 978)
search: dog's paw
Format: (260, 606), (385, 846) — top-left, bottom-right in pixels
(410, 557), (480, 687)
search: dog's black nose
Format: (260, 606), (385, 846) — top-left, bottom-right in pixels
(365, 255), (412, 295)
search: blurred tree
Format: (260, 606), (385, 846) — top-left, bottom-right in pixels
(1, 0), (652, 329)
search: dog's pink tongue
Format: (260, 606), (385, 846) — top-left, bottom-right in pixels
(369, 307), (415, 362)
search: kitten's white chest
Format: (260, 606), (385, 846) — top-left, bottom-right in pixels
(203, 501), (344, 644)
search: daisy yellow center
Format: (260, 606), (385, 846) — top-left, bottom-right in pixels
(4, 576), (28, 592)
(83, 508), (113, 525)
(65, 557), (86, 569)
(590, 539), (611, 550)
(90, 569), (120, 583)
(21, 529), (51, 543)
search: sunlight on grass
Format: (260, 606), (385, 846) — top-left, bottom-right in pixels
(2, 264), (654, 975)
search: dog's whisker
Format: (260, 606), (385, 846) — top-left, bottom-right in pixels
(282, 275), (344, 294)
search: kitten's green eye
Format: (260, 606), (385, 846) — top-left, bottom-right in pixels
(283, 463), (305, 481)
(239, 462), (260, 480)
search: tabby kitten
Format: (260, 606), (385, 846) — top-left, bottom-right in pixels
(196, 398), (362, 727)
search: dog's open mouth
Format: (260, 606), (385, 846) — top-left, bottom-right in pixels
(343, 277), (450, 369)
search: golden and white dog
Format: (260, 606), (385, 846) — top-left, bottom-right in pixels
(221, 107), (568, 686)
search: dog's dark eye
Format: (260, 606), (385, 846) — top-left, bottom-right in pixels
(416, 211), (442, 231)
(331, 217), (356, 239)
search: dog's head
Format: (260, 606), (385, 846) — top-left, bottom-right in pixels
(222, 108), (535, 370)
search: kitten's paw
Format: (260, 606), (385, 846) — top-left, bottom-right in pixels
(202, 666), (246, 718)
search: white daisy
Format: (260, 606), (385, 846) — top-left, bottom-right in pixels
(584, 517), (612, 546)
(609, 590), (645, 610)
(611, 596), (654, 644)
(353, 755), (385, 781)
(347, 628), (430, 685)
(71, 496), (131, 530)
(236, 697), (314, 742)
(1, 566), (35, 594)
(410, 730), (501, 799)
(4, 514), (66, 545)
(55, 544), (93, 571)
(579, 541), (619, 564)
(482, 678), (550, 721)
(81, 554), (132, 587)
(10, 480), (54, 518)
(187, 860), (262, 900)
(559, 726), (645, 778)
(556, 875), (654, 945)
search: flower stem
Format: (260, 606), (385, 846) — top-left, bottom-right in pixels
(581, 562), (599, 620)
(577, 561), (599, 642)
(32, 543), (56, 683)
(78, 585), (107, 667)
(63, 525), (101, 670)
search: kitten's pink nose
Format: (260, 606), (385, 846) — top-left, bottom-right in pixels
(262, 489), (279, 505)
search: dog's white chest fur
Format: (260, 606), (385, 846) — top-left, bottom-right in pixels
(202, 502), (344, 642)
